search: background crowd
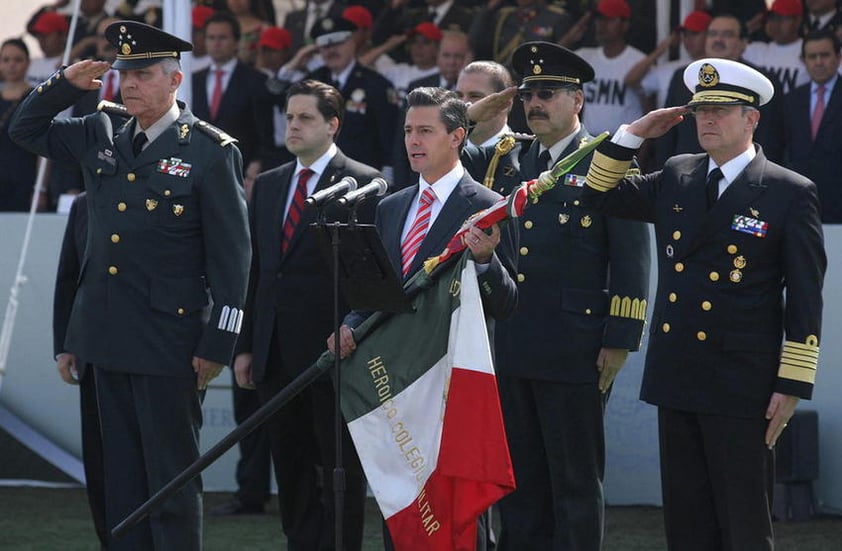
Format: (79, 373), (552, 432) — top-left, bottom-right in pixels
(1, 0), (840, 223)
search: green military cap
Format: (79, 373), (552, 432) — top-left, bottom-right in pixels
(512, 41), (595, 89)
(106, 20), (192, 71)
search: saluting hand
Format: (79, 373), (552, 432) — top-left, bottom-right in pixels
(467, 86), (518, 124)
(626, 106), (690, 140)
(192, 356), (224, 390)
(63, 59), (111, 91)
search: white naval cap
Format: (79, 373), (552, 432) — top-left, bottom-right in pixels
(683, 58), (774, 108)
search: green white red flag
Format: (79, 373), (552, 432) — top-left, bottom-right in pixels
(340, 252), (515, 550)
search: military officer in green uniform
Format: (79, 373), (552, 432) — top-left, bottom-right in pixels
(10, 21), (250, 550)
(581, 58), (826, 550)
(472, 41), (651, 550)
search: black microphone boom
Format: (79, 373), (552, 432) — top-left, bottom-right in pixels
(336, 177), (389, 207)
(304, 176), (357, 207)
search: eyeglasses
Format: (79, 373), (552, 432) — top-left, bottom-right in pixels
(518, 88), (565, 102)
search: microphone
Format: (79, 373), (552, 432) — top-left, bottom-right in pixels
(304, 176), (357, 207)
(336, 177), (389, 207)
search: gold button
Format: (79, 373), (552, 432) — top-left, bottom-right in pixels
(727, 244), (738, 254)
(96, 168), (102, 174)
(585, 308), (592, 315)
(164, 189), (172, 197)
(573, 200), (580, 206)
(110, 234), (120, 243)
(701, 301), (712, 311)
(668, 292), (677, 302)
(697, 331), (707, 341)
(177, 308), (185, 315)
(127, 173), (136, 182)
(524, 220), (533, 229)
(674, 262), (684, 272)
(117, 202), (127, 211)
(517, 273), (525, 283)
(673, 230), (681, 240)
(37, 85), (43, 93)
(519, 247), (529, 256)
(709, 271), (719, 282)
(108, 266), (118, 275)
(662, 323), (670, 333)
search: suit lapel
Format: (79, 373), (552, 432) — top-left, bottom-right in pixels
(684, 152), (769, 256)
(272, 164), (295, 262)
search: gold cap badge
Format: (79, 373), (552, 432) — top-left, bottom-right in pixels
(699, 63), (719, 88)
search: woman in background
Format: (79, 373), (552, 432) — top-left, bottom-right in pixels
(0, 38), (38, 212)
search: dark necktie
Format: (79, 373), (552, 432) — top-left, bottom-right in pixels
(132, 132), (147, 157)
(538, 149), (552, 172)
(706, 167), (723, 210)
(281, 168), (314, 254)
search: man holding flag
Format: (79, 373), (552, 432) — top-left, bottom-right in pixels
(328, 86), (518, 550)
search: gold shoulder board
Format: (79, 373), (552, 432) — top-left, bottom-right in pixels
(97, 100), (130, 118)
(195, 120), (238, 147)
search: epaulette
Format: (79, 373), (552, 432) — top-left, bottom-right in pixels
(511, 131), (535, 141)
(194, 120), (238, 147)
(97, 100), (130, 118)
(547, 5), (566, 15)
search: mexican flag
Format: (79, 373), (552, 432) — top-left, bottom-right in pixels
(340, 252), (515, 550)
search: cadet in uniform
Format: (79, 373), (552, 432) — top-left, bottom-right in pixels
(483, 42), (651, 550)
(582, 58), (826, 550)
(10, 21), (250, 550)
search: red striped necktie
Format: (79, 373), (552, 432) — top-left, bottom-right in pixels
(400, 187), (436, 276)
(281, 168), (314, 254)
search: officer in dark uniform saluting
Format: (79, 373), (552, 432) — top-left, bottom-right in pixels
(10, 21), (250, 550)
(467, 41), (651, 550)
(582, 58), (826, 550)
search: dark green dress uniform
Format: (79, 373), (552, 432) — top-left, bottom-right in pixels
(582, 58), (826, 550)
(10, 21), (250, 550)
(472, 42), (651, 551)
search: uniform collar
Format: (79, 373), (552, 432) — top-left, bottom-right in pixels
(136, 102), (180, 144)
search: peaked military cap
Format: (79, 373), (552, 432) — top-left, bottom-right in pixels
(512, 41), (595, 89)
(311, 15), (356, 48)
(106, 20), (192, 70)
(683, 58), (774, 108)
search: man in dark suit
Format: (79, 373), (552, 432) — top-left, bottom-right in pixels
(10, 21), (251, 550)
(193, 11), (274, 172)
(582, 58), (826, 551)
(192, 11), (275, 517)
(470, 42), (650, 551)
(802, 0), (842, 36)
(656, 14), (786, 168)
(234, 79), (381, 551)
(329, 84), (518, 551)
(53, 192), (107, 548)
(307, 15), (400, 173)
(783, 30), (842, 222)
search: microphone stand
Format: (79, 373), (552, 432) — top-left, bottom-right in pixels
(318, 204), (356, 551)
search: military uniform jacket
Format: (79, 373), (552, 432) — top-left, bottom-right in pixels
(470, 4), (573, 66)
(234, 150), (382, 384)
(308, 62), (399, 170)
(468, 128), (651, 382)
(10, 70), (251, 377)
(583, 142), (826, 417)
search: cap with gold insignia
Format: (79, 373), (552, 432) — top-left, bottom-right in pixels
(311, 15), (356, 48)
(512, 41), (594, 90)
(105, 20), (192, 71)
(683, 58), (774, 108)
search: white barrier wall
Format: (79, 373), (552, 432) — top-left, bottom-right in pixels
(1, 214), (840, 508)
